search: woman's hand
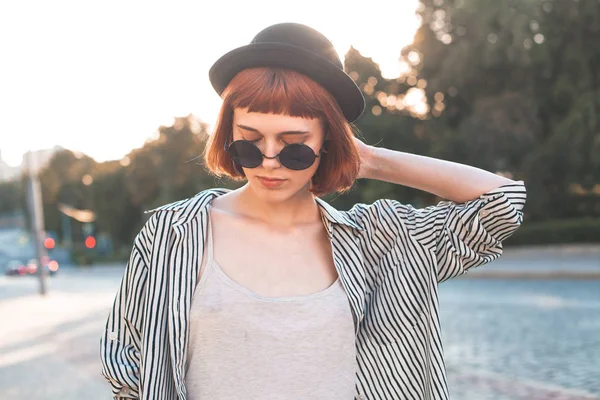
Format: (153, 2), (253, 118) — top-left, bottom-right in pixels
(354, 136), (375, 179)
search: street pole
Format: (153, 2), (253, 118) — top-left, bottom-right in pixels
(26, 151), (49, 295)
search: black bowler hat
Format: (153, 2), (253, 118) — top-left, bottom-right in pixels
(209, 23), (366, 122)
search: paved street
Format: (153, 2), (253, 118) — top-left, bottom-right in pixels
(468, 245), (600, 278)
(0, 246), (598, 400)
(0, 266), (121, 400)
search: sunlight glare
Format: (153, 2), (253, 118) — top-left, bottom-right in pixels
(0, 0), (421, 166)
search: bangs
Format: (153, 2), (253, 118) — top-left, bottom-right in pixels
(222, 67), (338, 119)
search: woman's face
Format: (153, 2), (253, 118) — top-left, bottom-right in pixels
(231, 108), (326, 202)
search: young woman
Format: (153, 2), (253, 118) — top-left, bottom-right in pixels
(101, 23), (526, 400)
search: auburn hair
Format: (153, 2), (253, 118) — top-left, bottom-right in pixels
(203, 67), (360, 196)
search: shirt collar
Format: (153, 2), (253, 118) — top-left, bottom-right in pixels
(315, 197), (364, 232)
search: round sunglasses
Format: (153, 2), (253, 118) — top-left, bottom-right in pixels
(225, 140), (327, 171)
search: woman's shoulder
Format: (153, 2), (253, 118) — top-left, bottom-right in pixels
(133, 188), (231, 243)
(143, 188), (231, 217)
(130, 188), (231, 254)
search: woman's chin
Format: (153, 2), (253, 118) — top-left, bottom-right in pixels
(248, 180), (307, 202)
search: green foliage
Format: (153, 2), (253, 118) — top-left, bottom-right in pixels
(332, 0), (599, 242)
(504, 218), (600, 246)
(3, 0), (599, 249)
(1, 115), (238, 249)
(397, 0), (600, 222)
(0, 179), (24, 214)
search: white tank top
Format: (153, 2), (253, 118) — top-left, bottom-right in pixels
(184, 210), (357, 400)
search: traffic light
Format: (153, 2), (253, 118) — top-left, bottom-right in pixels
(83, 222), (96, 249)
(44, 237), (55, 249)
(85, 236), (96, 249)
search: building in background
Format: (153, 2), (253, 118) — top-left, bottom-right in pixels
(0, 150), (20, 182)
(0, 146), (63, 182)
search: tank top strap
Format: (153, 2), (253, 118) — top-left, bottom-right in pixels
(205, 205), (215, 263)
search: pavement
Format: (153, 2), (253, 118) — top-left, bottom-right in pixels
(467, 244), (600, 278)
(0, 267), (121, 400)
(0, 245), (598, 400)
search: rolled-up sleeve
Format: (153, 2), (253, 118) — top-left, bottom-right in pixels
(100, 236), (148, 399)
(394, 180), (527, 282)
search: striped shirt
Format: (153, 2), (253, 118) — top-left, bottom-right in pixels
(100, 181), (527, 400)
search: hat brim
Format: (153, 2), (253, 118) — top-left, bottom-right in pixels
(209, 43), (365, 122)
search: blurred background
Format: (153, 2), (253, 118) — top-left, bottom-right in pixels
(0, 0), (599, 399)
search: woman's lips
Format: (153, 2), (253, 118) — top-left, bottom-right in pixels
(257, 177), (286, 189)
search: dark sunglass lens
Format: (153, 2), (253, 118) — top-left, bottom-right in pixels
(279, 144), (316, 170)
(229, 141), (262, 168)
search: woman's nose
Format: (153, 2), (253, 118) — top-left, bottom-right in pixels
(261, 140), (282, 169)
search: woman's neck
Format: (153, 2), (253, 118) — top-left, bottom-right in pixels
(233, 184), (321, 229)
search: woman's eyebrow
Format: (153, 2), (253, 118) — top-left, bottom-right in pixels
(236, 124), (310, 136)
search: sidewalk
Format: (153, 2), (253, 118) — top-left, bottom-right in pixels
(0, 270), (119, 400)
(1, 251), (598, 399)
(465, 243), (600, 279)
(504, 243), (600, 256)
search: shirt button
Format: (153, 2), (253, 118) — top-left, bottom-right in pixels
(108, 331), (118, 341)
(119, 388), (130, 395)
(480, 209), (490, 217)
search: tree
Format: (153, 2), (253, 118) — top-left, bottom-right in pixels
(404, 0), (600, 220)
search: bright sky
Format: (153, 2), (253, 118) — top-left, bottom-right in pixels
(0, 0), (420, 167)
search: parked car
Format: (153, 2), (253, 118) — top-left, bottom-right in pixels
(3, 256), (60, 276)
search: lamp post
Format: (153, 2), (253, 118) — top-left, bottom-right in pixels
(26, 151), (48, 295)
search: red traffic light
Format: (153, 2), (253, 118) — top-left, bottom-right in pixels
(44, 238), (55, 249)
(85, 236), (96, 249)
